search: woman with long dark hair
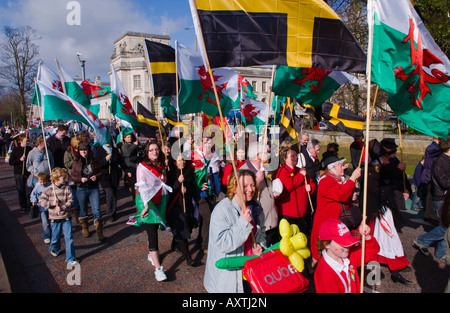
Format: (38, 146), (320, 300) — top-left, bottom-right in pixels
(70, 141), (104, 241)
(135, 139), (170, 281)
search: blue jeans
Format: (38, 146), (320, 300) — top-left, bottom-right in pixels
(71, 187), (79, 209)
(417, 225), (447, 259)
(432, 200), (444, 225)
(77, 187), (102, 221)
(40, 210), (51, 241)
(50, 219), (76, 262)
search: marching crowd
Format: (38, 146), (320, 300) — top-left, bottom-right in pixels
(4, 123), (450, 293)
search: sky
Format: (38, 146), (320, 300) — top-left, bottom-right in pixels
(0, 0), (197, 83)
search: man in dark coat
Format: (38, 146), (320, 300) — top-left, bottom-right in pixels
(46, 125), (71, 168)
(9, 134), (32, 211)
(94, 142), (130, 222)
(380, 138), (412, 218)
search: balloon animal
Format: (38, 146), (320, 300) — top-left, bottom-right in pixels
(278, 219), (310, 272)
(215, 219), (310, 271)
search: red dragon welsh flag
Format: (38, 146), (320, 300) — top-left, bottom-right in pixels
(371, 0), (450, 138)
(110, 66), (140, 129)
(176, 41), (238, 118)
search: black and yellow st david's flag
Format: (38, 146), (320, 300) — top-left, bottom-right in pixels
(136, 102), (167, 138)
(280, 98), (303, 143)
(192, 0), (366, 73)
(320, 102), (365, 138)
(144, 39), (177, 97)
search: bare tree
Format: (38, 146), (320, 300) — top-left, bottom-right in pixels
(0, 26), (40, 125)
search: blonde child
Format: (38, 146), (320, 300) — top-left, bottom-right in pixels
(39, 167), (78, 265)
(30, 172), (52, 243)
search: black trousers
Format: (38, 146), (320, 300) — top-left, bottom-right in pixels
(197, 196), (216, 251)
(103, 186), (118, 219)
(14, 174), (31, 211)
(141, 223), (159, 252)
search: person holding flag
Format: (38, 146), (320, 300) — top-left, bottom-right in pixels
(95, 141), (131, 223)
(191, 135), (222, 254)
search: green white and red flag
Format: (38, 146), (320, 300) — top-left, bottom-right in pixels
(37, 81), (110, 145)
(32, 62), (63, 105)
(371, 0), (450, 138)
(110, 66), (140, 129)
(272, 65), (359, 108)
(241, 97), (271, 133)
(81, 80), (111, 100)
(176, 41), (239, 117)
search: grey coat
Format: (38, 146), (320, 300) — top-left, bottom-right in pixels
(203, 197), (265, 293)
(26, 147), (54, 177)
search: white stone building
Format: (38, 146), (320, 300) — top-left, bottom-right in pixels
(92, 32), (274, 122)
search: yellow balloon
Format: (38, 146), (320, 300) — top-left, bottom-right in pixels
(279, 219), (292, 238)
(290, 232), (307, 250)
(290, 224), (300, 236)
(278, 219), (310, 272)
(297, 247), (311, 259)
(289, 253), (305, 273)
(279, 238), (294, 256)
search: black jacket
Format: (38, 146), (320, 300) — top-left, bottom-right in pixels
(431, 153), (450, 202)
(94, 146), (130, 189)
(9, 144), (32, 176)
(46, 135), (71, 168)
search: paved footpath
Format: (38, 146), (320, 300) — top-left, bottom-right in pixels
(0, 156), (448, 296)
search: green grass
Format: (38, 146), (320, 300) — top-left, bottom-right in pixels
(322, 146), (422, 177)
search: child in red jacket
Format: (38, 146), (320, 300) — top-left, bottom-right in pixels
(314, 219), (380, 293)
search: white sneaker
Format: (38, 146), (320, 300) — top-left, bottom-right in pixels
(154, 266), (167, 281)
(44, 239), (51, 244)
(68, 260), (79, 266)
(147, 253), (155, 266)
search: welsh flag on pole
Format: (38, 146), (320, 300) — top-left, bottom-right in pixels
(56, 60), (93, 108)
(241, 97), (271, 134)
(371, 0), (450, 138)
(272, 65), (359, 108)
(29, 117), (41, 130)
(110, 66), (140, 129)
(232, 75), (258, 110)
(81, 80), (111, 100)
(32, 62), (63, 105)
(134, 163), (172, 226)
(176, 41), (239, 117)
(37, 81), (110, 145)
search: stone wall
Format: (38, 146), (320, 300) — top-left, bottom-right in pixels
(307, 120), (433, 155)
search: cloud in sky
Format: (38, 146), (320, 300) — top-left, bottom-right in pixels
(0, 0), (193, 82)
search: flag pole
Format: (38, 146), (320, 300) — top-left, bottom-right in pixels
(175, 41), (186, 213)
(22, 99), (34, 175)
(360, 0), (375, 294)
(261, 65), (276, 168)
(141, 36), (168, 165)
(191, 0), (252, 245)
(288, 99), (314, 212)
(35, 79), (57, 201)
(54, 59), (67, 95)
(397, 118), (407, 192)
(358, 85), (379, 168)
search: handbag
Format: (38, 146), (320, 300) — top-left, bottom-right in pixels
(339, 202), (362, 230)
(242, 249), (309, 293)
